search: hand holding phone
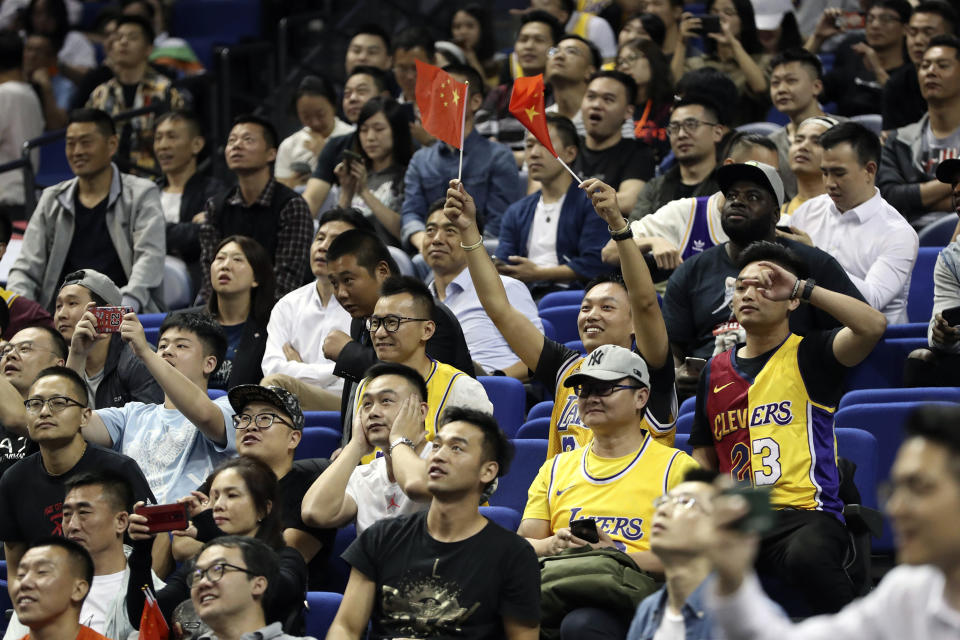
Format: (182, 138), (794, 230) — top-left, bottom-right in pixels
(695, 14), (722, 35)
(719, 486), (773, 534)
(941, 305), (960, 327)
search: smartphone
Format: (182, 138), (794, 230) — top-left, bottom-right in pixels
(398, 102), (416, 123)
(134, 503), (189, 533)
(91, 306), (134, 333)
(836, 11), (865, 30)
(695, 14), (722, 35)
(721, 486), (773, 534)
(341, 149), (364, 166)
(570, 518), (600, 544)
(942, 304), (960, 327)
(684, 357), (708, 375)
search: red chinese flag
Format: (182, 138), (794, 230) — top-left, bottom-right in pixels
(139, 589), (169, 640)
(509, 74), (556, 156)
(415, 60), (468, 149)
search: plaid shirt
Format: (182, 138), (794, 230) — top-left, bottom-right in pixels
(86, 69), (185, 175)
(198, 177), (313, 301)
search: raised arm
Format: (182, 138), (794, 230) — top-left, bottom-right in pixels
(300, 428), (368, 528)
(386, 397), (431, 501)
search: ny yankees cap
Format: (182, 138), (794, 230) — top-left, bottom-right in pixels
(717, 161), (785, 208)
(563, 344), (650, 389)
(936, 158), (960, 185)
(60, 269), (122, 306)
(228, 384), (305, 430)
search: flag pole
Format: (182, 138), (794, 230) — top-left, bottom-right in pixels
(457, 80), (469, 182)
(555, 156), (583, 185)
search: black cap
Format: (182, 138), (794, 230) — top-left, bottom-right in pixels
(227, 385), (304, 430)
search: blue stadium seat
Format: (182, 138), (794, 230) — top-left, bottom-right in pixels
(0, 579), (9, 635)
(36, 138), (72, 187)
(884, 322), (927, 339)
(303, 411), (341, 430)
(673, 432), (692, 454)
(678, 395), (696, 417)
(839, 386), (960, 410)
(844, 337), (926, 390)
(478, 376), (526, 438)
(480, 505), (522, 530)
(917, 215), (956, 247)
(836, 427), (880, 509)
(171, 0), (260, 40)
(675, 412), (694, 435)
(538, 305), (581, 344)
(849, 113), (882, 135)
(818, 52), (835, 73)
(515, 417), (550, 440)
(527, 401), (553, 421)
(564, 339), (586, 355)
(541, 317), (558, 342)
(315, 524), (356, 593)
(538, 289), (585, 311)
(207, 389), (227, 400)
(763, 106), (790, 126)
(138, 313), (167, 329)
(490, 439), (547, 513)
(0, 559), (5, 578)
(295, 427), (340, 460)
(144, 326), (159, 346)
(305, 592), (343, 638)
(737, 121), (782, 135)
(907, 246), (942, 323)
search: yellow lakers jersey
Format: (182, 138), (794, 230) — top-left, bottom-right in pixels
(524, 433), (699, 553)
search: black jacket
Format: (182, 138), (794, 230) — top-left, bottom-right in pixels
(159, 171), (225, 263)
(95, 334), (164, 409)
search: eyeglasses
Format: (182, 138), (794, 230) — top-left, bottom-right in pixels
(0, 341), (59, 359)
(653, 493), (710, 513)
(573, 382), (642, 398)
(616, 52), (643, 68)
(548, 45), (586, 59)
(666, 118), (718, 137)
(232, 412), (294, 432)
(866, 13), (902, 25)
(188, 562), (256, 587)
(365, 315), (430, 333)
(24, 396), (86, 414)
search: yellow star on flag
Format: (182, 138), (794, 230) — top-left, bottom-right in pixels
(452, 90), (460, 104)
(444, 101), (448, 107)
(524, 105), (539, 123)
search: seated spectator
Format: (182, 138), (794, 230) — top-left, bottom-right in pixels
(73, 310), (234, 503)
(753, 0), (803, 55)
(767, 48), (840, 201)
(497, 114), (614, 294)
(391, 26), (437, 147)
(882, 1), (956, 130)
(423, 200), (542, 377)
(0, 366), (155, 577)
(690, 238), (886, 614)
(616, 37), (673, 162)
(639, 0), (685, 55)
(672, 0), (772, 125)
(197, 115), (312, 300)
(336, 97), (412, 245)
(449, 5), (498, 87)
(0, 33), (42, 218)
(85, 14), (185, 176)
(577, 70), (655, 214)
(530, 0), (619, 62)
(8, 108), (166, 313)
(198, 236), (273, 390)
(275, 76), (354, 189)
(302, 362), (431, 533)
(662, 162), (866, 364)
(126, 456), (307, 630)
(604, 132), (779, 272)
(879, 35), (960, 225)
(0, 212), (53, 338)
(403, 63), (522, 247)
(815, 0), (912, 117)
(8, 538), (110, 640)
(301, 66), (391, 217)
(628, 94), (724, 221)
(618, 12), (668, 51)
(69, 8), (121, 110)
(520, 344), (699, 636)
(625, 469), (722, 639)
(544, 35), (602, 137)
(261, 208), (354, 394)
(327, 408), (540, 640)
(787, 122), (918, 323)
(447, 178), (677, 459)
(57, 269), (163, 407)
(21, 32), (69, 131)
(23, 0), (96, 84)
(780, 116), (836, 216)
(344, 23), (392, 75)
(120, 0), (204, 76)
(797, 1), (862, 46)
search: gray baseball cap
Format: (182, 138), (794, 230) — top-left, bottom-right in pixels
(563, 344), (650, 389)
(717, 161), (785, 208)
(228, 384), (305, 430)
(60, 269), (122, 306)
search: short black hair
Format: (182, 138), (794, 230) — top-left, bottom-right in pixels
(64, 470), (134, 512)
(545, 113), (580, 152)
(726, 132), (779, 159)
(29, 326), (69, 360)
(675, 68), (738, 125)
(673, 92), (723, 127)
(394, 25), (435, 60)
(584, 272), (627, 296)
(231, 114), (278, 150)
(159, 311), (228, 375)
(317, 206), (375, 234)
(818, 121), (881, 167)
(347, 65), (390, 95)
(871, 0), (913, 24)
(34, 365), (87, 402)
(0, 31), (23, 72)
(735, 241), (807, 278)
(68, 108), (116, 137)
(905, 404), (960, 479)
(115, 14), (155, 44)
(559, 33), (602, 71)
(197, 535), (280, 604)
(363, 361), (428, 401)
(438, 406), (514, 482)
(0, 210), (11, 245)
(27, 537), (94, 594)
(637, 13), (667, 48)
(351, 23), (391, 53)
(379, 275), (436, 318)
(589, 69), (638, 105)
(915, 1), (958, 33)
(927, 33), (960, 58)
(155, 109), (203, 139)
(326, 229), (398, 276)
(770, 47), (824, 81)
(442, 62), (485, 99)
(520, 9), (563, 46)
(683, 467), (720, 484)
(294, 75), (337, 110)
(424, 198), (483, 234)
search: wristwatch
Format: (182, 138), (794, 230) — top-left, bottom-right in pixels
(609, 223), (632, 241)
(388, 437), (415, 454)
(800, 278), (816, 302)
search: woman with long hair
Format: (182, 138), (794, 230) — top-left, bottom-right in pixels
(616, 38), (674, 162)
(450, 4), (498, 87)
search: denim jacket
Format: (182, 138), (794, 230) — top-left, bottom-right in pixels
(627, 578), (723, 640)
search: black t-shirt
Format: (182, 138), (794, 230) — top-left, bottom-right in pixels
(881, 64), (926, 130)
(0, 444), (155, 542)
(674, 182), (697, 199)
(312, 134), (356, 184)
(279, 458), (336, 588)
(689, 330), (844, 447)
(0, 425), (37, 479)
(343, 510), (540, 640)
(662, 239), (867, 359)
(61, 194), (127, 290)
(576, 138), (655, 189)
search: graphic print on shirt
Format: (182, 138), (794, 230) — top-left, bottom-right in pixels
(380, 558), (481, 636)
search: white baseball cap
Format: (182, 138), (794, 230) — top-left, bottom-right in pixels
(752, 0), (794, 31)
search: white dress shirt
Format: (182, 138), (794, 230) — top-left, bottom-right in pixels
(262, 281), (352, 391)
(430, 267), (543, 372)
(790, 189), (919, 324)
(710, 566), (960, 640)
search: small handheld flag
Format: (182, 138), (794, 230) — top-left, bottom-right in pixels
(139, 587), (169, 640)
(509, 74), (582, 184)
(415, 60), (468, 150)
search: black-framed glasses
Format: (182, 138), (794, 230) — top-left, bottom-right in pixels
(24, 396), (87, 414)
(666, 118), (718, 137)
(1, 341), (59, 359)
(188, 562), (256, 587)
(232, 412), (294, 432)
(573, 383), (642, 398)
(365, 315), (430, 333)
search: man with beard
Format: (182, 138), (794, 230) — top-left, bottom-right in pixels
(662, 162), (865, 362)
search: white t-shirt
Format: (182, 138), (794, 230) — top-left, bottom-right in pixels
(80, 570), (126, 633)
(160, 191), (184, 224)
(275, 119), (355, 179)
(652, 609), (686, 640)
(345, 446), (431, 534)
(527, 193), (565, 268)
